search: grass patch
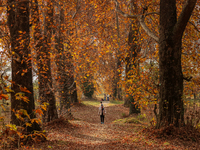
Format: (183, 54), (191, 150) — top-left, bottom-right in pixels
(137, 114), (146, 121)
(125, 118), (141, 124)
(82, 100), (124, 107)
(113, 117), (142, 124)
(82, 101), (101, 106)
(113, 118), (125, 123)
(110, 100), (124, 105)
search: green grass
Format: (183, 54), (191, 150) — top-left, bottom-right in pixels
(82, 101), (101, 106)
(113, 117), (142, 124)
(82, 100), (124, 107)
(110, 100), (124, 105)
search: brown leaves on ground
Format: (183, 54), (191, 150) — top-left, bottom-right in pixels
(45, 116), (74, 130)
(26, 100), (200, 150)
(144, 124), (200, 149)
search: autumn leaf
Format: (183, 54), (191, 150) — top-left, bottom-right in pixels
(20, 86), (31, 94)
(35, 109), (44, 116)
(0, 94), (9, 100)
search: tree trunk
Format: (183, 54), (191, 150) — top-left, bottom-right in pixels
(115, 11), (122, 100)
(70, 80), (78, 103)
(157, 0), (197, 128)
(8, 0), (41, 132)
(39, 2), (58, 122)
(124, 0), (140, 114)
(129, 96), (140, 114)
(55, 6), (78, 114)
(125, 21), (140, 114)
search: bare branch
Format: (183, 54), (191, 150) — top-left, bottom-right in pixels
(145, 12), (159, 17)
(115, 0), (137, 19)
(183, 76), (193, 82)
(68, 81), (75, 90)
(72, 0), (80, 19)
(114, 0), (159, 42)
(47, 83), (55, 93)
(11, 52), (21, 62)
(139, 15), (159, 42)
(182, 52), (192, 55)
(189, 21), (200, 32)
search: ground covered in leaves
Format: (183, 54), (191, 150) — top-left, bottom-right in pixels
(23, 100), (200, 150)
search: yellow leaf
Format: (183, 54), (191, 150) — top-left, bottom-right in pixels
(1, 104), (6, 111)
(25, 123), (32, 127)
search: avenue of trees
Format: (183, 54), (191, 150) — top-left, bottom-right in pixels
(0, 0), (199, 144)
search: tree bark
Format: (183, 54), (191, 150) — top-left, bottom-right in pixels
(115, 11), (122, 100)
(157, 0), (197, 128)
(125, 1), (140, 114)
(8, 0), (41, 132)
(39, 2), (58, 122)
(55, 5), (78, 114)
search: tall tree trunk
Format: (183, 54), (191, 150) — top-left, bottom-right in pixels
(8, 0), (41, 132)
(124, 1), (140, 114)
(55, 5), (78, 114)
(124, 0), (140, 114)
(157, 0), (197, 128)
(114, 11), (122, 100)
(39, 2), (58, 122)
(32, 0), (43, 103)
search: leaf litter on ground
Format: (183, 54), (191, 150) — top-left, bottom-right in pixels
(21, 99), (200, 150)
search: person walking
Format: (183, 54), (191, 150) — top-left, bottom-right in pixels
(104, 94), (106, 101)
(98, 102), (106, 124)
(107, 94), (109, 101)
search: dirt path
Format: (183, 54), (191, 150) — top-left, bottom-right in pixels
(45, 101), (146, 149)
(71, 101), (128, 124)
(31, 100), (198, 150)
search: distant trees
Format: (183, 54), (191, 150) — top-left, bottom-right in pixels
(81, 75), (95, 98)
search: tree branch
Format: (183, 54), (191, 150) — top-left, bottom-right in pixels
(189, 21), (200, 32)
(115, 0), (137, 19)
(173, 0), (197, 40)
(72, 0), (80, 19)
(183, 76), (192, 81)
(68, 81), (75, 90)
(139, 15), (159, 42)
(114, 0), (159, 42)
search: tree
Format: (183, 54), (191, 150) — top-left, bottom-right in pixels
(157, 0), (197, 128)
(113, 10), (122, 100)
(115, 0), (198, 128)
(55, 4), (73, 113)
(81, 75), (95, 98)
(123, 0), (140, 114)
(7, 0), (41, 132)
(35, 1), (58, 122)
